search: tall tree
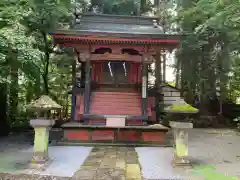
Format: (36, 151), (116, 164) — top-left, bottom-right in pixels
(0, 0), (42, 132)
(175, 0), (239, 114)
(22, 0), (71, 95)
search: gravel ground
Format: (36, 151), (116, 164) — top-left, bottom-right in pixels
(0, 173), (70, 180)
(21, 146), (93, 177)
(0, 133), (30, 153)
(0, 133), (92, 178)
(136, 129), (240, 180)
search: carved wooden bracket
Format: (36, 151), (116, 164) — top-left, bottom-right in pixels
(142, 53), (154, 64)
(79, 52), (91, 62)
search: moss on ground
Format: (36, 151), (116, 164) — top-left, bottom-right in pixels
(168, 104), (198, 112)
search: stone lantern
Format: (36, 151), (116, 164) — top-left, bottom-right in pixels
(164, 98), (199, 166)
(27, 95), (61, 164)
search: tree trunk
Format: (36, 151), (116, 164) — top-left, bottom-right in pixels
(199, 45), (210, 113)
(43, 55), (49, 95)
(218, 42), (229, 115)
(26, 81), (34, 103)
(175, 58), (181, 88)
(140, 0), (146, 14)
(9, 66), (18, 124)
(34, 73), (41, 98)
(42, 31), (50, 95)
(0, 83), (10, 136)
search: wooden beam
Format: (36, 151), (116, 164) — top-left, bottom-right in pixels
(85, 53), (142, 62)
(76, 44), (156, 55)
(78, 53), (153, 64)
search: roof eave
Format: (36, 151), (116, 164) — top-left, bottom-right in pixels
(75, 12), (160, 20)
(50, 29), (182, 39)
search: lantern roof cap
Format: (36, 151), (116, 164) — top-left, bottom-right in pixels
(27, 95), (61, 111)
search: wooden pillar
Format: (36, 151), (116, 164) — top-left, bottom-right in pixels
(81, 62), (86, 87)
(155, 50), (162, 87)
(155, 50), (162, 122)
(162, 49), (166, 83)
(84, 53), (91, 114)
(142, 55), (148, 116)
(71, 56), (76, 121)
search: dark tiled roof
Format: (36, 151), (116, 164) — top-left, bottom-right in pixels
(51, 13), (181, 44)
(73, 23), (164, 35)
(72, 13), (163, 35)
(77, 13), (157, 25)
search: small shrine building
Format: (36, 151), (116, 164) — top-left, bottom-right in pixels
(51, 13), (180, 144)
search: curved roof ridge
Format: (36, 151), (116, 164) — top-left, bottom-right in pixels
(78, 12), (159, 19)
(77, 13), (159, 26)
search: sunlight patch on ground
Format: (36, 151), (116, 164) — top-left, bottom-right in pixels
(0, 146), (92, 177)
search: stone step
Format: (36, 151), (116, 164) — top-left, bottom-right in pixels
(91, 98), (141, 103)
(57, 141), (172, 147)
(94, 92), (140, 96)
(90, 109), (142, 116)
(90, 106), (141, 111)
(91, 99), (142, 107)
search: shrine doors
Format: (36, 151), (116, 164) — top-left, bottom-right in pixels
(91, 61), (142, 86)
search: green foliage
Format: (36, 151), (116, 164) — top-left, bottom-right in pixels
(229, 55), (240, 101)
(0, 0), (74, 130)
(0, 0), (42, 82)
(21, 0), (72, 95)
(22, 0), (71, 33)
(89, 0), (153, 15)
(175, 0), (240, 113)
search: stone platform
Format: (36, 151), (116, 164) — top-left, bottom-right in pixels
(61, 122), (170, 146)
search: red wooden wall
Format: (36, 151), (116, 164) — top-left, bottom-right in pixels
(91, 61), (141, 85)
(128, 63), (142, 84)
(75, 95), (84, 120)
(148, 96), (156, 122)
(91, 62), (104, 84)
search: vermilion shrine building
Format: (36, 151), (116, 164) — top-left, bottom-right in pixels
(51, 13), (180, 144)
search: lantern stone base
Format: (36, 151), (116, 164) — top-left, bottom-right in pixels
(31, 151), (49, 164)
(172, 153), (191, 167)
(170, 121), (193, 167)
(30, 119), (55, 165)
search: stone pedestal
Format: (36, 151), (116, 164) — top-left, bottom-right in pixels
(30, 119), (55, 164)
(170, 121), (193, 166)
